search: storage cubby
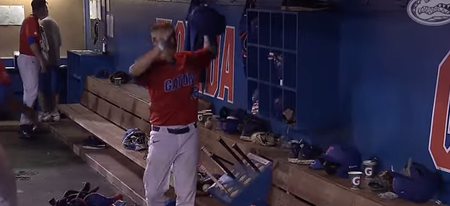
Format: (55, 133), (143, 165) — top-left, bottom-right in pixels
(270, 13), (283, 48)
(258, 83), (270, 117)
(269, 49), (283, 86)
(247, 12), (258, 44)
(248, 80), (258, 111)
(258, 12), (270, 47)
(271, 87), (283, 120)
(283, 52), (296, 89)
(246, 9), (340, 131)
(247, 46), (258, 79)
(258, 48), (271, 82)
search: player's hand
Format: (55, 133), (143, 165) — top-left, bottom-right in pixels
(156, 41), (167, 51)
(39, 59), (48, 73)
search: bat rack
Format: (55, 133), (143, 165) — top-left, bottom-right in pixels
(205, 139), (272, 206)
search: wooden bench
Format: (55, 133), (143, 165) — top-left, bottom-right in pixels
(73, 77), (446, 206)
(52, 76), (222, 206)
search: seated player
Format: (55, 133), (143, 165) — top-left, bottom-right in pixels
(0, 60), (38, 139)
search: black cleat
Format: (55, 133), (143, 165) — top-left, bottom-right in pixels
(18, 125), (33, 140)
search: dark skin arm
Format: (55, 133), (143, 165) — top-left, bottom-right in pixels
(30, 43), (47, 73)
(202, 35), (215, 54)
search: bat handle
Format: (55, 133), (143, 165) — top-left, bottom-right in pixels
(232, 143), (260, 172)
(211, 154), (236, 179)
(200, 146), (212, 156)
(201, 147), (236, 179)
(217, 137), (244, 165)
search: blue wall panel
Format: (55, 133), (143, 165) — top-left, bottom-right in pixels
(339, 1), (450, 201)
(102, 0), (450, 202)
(110, 1), (190, 72)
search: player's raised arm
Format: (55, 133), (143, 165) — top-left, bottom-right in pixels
(129, 48), (162, 77)
(186, 35), (216, 68)
(130, 23), (175, 77)
(202, 35), (216, 54)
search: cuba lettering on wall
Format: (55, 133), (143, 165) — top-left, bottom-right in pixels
(429, 49), (450, 172)
(155, 18), (235, 103)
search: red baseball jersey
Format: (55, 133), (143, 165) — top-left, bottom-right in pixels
(19, 15), (40, 56)
(136, 48), (213, 126)
(0, 60), (11, 85)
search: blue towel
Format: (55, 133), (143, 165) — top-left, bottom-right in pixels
(184, 2), (225, 83)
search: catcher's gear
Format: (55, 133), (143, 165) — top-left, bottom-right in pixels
(122, 128), (148, 151)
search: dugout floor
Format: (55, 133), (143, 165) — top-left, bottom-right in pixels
(0, 122), (122, 206)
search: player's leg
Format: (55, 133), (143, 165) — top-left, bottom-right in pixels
(37, 69), (51, 122)
(17, 55), (39, 137)
(0, 144), (18, 206)
(144, 129), (178, 206)
(172, 124), (199, 206)
(49, 66), (60, 121)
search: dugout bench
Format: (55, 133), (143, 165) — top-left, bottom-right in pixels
(49, 76), (222, 206)
(50, 76), (443, 206)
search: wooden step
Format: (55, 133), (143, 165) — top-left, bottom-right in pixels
(46, 120), (146, 205)
(58, 104), (147, 168)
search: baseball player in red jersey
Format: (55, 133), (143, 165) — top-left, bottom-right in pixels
(17, 0), (49, 138)
(129, 22), (215, 206)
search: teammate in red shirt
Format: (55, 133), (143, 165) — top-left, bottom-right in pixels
(129, 22), (215, 206)
(0, 61), (37, 126)
(17, 0), (49, 138)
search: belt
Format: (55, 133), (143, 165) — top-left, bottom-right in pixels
(152, 123), (197, 134)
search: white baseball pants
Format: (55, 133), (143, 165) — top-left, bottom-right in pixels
(17, 54), (40, 125)
(144, 123), (199, 206)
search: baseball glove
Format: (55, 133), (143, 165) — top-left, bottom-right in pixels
(251, 132), (276, 147)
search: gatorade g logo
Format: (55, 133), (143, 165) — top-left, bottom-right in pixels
(352, 176), (361, 186)
(429, 50), (450, 173)
(364, 167), (373, 176)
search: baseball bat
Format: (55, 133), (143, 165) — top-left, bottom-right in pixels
(201, 147), (236, 179)
(198, 163), (229, 193)
(217, 137), (244, 165)
(201, 146), (234, 166)
(231, 143), (260, 172)
(214, 154), (234, 166)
